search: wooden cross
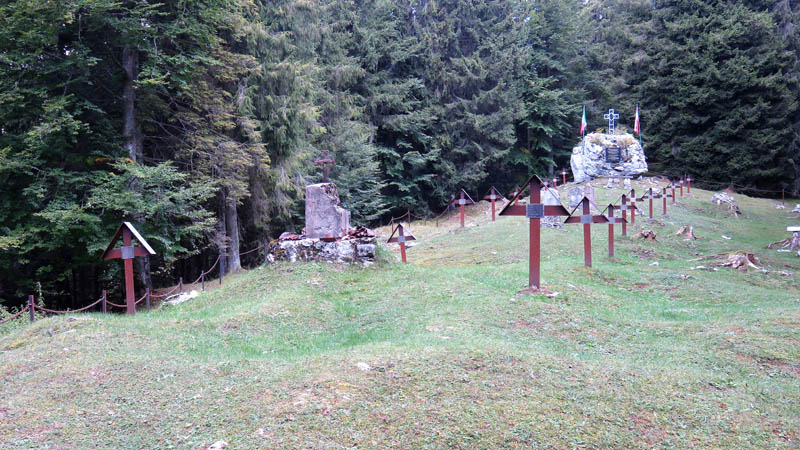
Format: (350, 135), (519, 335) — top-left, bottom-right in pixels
(499, 174), (570, 291)
(671, 183), (677, 204)
(483, 186), (505, 222)
(604, 108), (620, 134)
(314, 150), (335, 183)
(508, 185), (522, 206)
(604, 204), (628, 258)
(101, 222), (156, 314)
(679, 178), (684, 197)
(449, 189), (475, 228)
(387, 223), (416, 263)
(552, 177), (559, 188)
(620, 194), (630, 236)
(661, 187), (672, 215)
(637, 187), (662, 219)
(565, 197), (609, 267)
(686, 176), (693, 193)
(560, 169), (568, 186)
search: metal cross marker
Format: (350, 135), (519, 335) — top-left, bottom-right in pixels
(565, 197), (609, 267)
(603, 204), (628, 258)
(449, 189), (475, 228)
(101, 222), (156, 314)
(499, 174), (570, 291)
(387, 223), (416, 263)
(314, 150), (335, 183)
(483, 187), (506, 222)
(603, 108), (620, 134)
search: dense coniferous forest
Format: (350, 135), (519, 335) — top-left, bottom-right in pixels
(1, 0), (798, 308)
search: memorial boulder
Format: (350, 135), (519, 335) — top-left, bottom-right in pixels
(570, 132), (648, 182)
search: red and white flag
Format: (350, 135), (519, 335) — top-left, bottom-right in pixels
(634, 104), (640, 134)
(580, 105), (587, 135)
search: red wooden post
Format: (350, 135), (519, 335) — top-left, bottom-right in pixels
(483, 187), (504, 222)
(387, 223), (416, 264)
(122, 227), (136, 314)
(552, 178), (558, 188)
(564, 197), (609, 268)
(671, 184), (676, 204)
(648, 188), (654, 219)
(605, 203), (628, 258)
(28, 295), (34, 322)
(662, 187), (668, 215)
(561, 169), (568, 186)
(101, 222), (156, 315)
(621, 194), (628, 236)
(630, 189), (637, 224)
(449, 189), (474, 228)
(679, 178), (684, 197)
(686, 176), (692, 193)
(499, 175), (570, 291)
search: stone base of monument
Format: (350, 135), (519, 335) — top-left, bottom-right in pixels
(266, 182), (376, 265)
(266, 236), (377, 265)
(570, 132), (648, 182)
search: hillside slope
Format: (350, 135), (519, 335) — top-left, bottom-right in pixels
(2, 179), (799, 448)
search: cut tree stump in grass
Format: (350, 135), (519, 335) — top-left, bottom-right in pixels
(633, 230), (657, 241)
(675, 225), (699, 240)
(690, 251), (767, 273)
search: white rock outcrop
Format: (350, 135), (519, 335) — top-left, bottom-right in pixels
(570, 132), (648, 182)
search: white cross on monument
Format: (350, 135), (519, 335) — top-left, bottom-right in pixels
(604, 108), (620, 134)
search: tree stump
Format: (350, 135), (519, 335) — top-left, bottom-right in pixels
(675, 225), (698, 240)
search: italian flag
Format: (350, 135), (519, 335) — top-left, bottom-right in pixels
(580, 105), (587, 135)
(634, 104), (640, 134)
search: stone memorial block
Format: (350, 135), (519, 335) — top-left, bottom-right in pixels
(305, 183), (351, 239)
(571, 132), (648, 182)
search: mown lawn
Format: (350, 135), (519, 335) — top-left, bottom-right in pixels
(1, 179), (799, 448)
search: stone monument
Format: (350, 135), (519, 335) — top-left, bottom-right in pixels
(570, 132), (648, 182)
(304, 183), (351, 238)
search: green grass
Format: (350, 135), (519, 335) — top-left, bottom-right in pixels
(2, 179), (799, 448)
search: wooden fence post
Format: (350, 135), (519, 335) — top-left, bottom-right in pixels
(28, 295), (34, 323)
(178, 277), (183, 294)
(145, 288), (150, 311)
(201, 272), (205, 292)
(102, 290), (107, 314)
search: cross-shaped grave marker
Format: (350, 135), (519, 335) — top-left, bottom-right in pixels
(661, 187), (672, 215)
(450, 189), (475, 228)
(101, 222), (156, 314)
(483, 186), (506, 222)
(387, 223), (416, 263)
(603, 204), (628, 258)
(686, 176), (693, 193)
(604, 108), (620, 134)
(637, 187), (662, 220)
(314, 150), (335, 183)
(508, 185), (523, 206)
(564, 197), (609, 267)
(620, 194), (630, 236)
(629, 189), (637, 224)
(671, 183), (677, 204)
(561, 169), (568, 186)
(678, 178), (684, 197)
(499, 174), (570, 292)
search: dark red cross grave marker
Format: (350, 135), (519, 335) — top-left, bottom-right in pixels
(629, 189), (637, 225)
(661, 187), (673, 215)
(670, 183), (677, 204)
(678, 178), (684, 197)
(387, 223), (416, 263)
(619, 194), (630, 236)
(564, 197), (609, 267)
(686, 176), (693, 193)
(602, 204), (628, 258)
(101, 222), (156, 314)
(499, 174), (570, 292)
(560, 169), (568, 186)
(450, 189), (475, 228)
(314, 150), (335, 183)
(637, 187), (663, 220)
(483, 187), (506, 222)
(508, 185), (523, 206)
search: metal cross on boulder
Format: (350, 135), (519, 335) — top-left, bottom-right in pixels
(314, 150), (335, 182)
(483, 187), (506, 222)
(499, 174), (570, 292)
(101, 222), (156, 314)
(387, 223), (416, 263)
(450, 189), (475, 228)
(564, 197), (609, 267)
(604, 108), (620, 134)
(603, 204), (628, 258)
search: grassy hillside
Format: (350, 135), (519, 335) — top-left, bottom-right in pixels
(2, 179), (799, 449)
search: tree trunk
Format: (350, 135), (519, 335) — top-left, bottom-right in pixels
(225, 189), (242, 272)
(122, 46), (142, 163)
(218, 194), (228, 277)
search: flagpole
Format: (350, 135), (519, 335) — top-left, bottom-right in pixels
(637, 104), (642, 147)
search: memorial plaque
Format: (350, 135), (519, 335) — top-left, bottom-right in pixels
(605, 146), (622, 164)
(526, 204), (545, 219)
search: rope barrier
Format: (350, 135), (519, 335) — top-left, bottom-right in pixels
(0, 306), (29, 324)
(135, 293), (148, 305)
(238, 245), (263, 256)
(33, 297), (104, 314)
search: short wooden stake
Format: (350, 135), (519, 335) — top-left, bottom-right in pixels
(28, 295), (34, 322)
(102, 290), (107, 314)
